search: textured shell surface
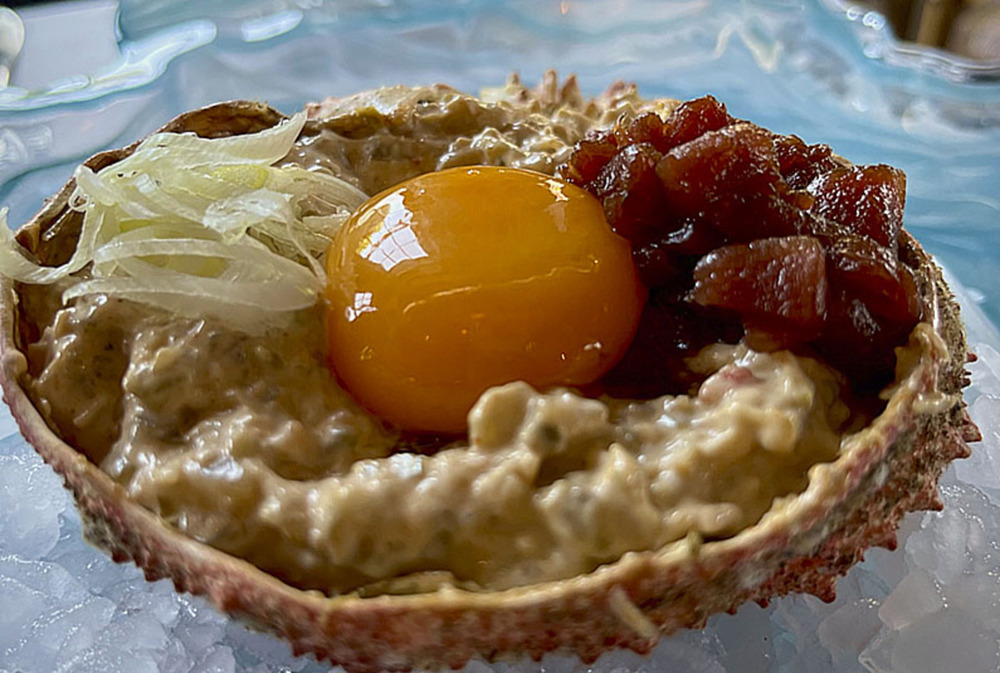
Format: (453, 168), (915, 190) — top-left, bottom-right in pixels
(0, 89), (980, 673)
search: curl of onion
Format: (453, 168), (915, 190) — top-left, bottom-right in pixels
(0, 112), (368, 333)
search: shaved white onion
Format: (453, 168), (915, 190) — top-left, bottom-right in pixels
(132, 112), (307, 166)
(62, 275), (317, 334)
(0, 112), (368, 333)
(0, 206), (108, 284)
(204, 189), (295, 237)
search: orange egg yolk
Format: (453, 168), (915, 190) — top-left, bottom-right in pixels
(324, 166), (646, 434)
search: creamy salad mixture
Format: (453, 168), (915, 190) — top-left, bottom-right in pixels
(17, 77), (861, 595)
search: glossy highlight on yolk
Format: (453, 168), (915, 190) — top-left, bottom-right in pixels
(324, 166), (646, 434)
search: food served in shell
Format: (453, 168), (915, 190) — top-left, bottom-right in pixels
(0, 74), (980, 672)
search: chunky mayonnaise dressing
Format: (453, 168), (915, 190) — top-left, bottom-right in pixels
(27, 290), (849, 594)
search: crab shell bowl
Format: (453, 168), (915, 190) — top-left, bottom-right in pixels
(0, 78), (981, 673)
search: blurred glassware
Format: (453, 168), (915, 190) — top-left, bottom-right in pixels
(0, 3), (212, 110)
(827, 0), (1000, 80)
(0, 0), (997, 112)
(854, 0), (1000, 60)
(0, 6), (25, 87)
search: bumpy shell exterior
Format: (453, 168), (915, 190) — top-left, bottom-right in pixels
(0, 101), (980, 673)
